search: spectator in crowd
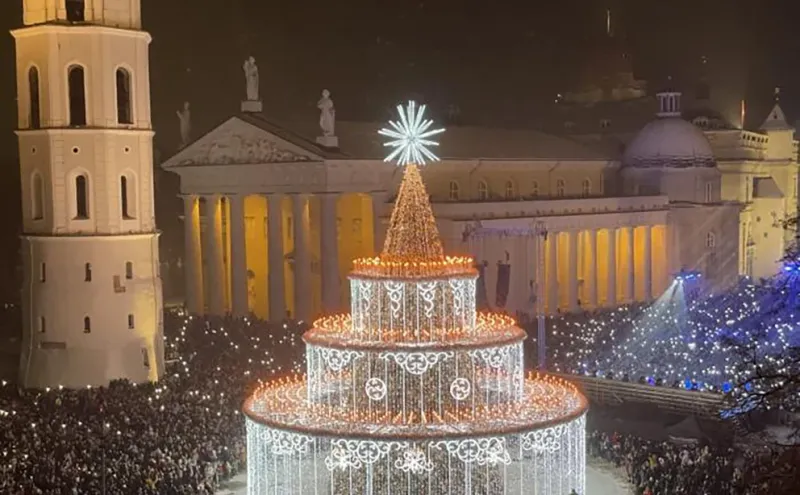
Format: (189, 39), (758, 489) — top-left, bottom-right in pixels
(1, 309), (795, 493)
(588, 429), (797, 494)
(0, 312), (304, 494)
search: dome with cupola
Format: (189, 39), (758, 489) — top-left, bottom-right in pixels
(622, 91), (716, 168)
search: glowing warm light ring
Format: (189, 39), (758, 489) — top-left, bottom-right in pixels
(304, 327), (525, 352)
(306, 312), (521, 350)
(242, 374), (588, 441)
(351, 256), (476, 279)
(312, 312), (517, 334)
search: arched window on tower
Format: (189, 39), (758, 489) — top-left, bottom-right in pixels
(31, 172), (44, 220)
(581, 178), (592, 197)
(66, 0), (85, 22)
(477, 180), (489, 201)
(68, 65), (87, 126)
(83, 316), (91, 334)
(120, 176), (129, 218)
(120, 175), (137, 219)
(704, 182), (714, 203)
(448, 180), (459, 201)
(504, 180), (516, 200)
(28, 66), (41, 129)
(556, 179), (566, 197)
(75, 174), (89, 219)
(116, 68), (133, 124)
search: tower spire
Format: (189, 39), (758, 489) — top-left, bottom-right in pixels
(760, 87), (792, 131)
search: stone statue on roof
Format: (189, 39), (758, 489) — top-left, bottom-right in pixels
(243, 56), (259, 102)
(176, 101), (191, 149)
(317, 89), (335, 137)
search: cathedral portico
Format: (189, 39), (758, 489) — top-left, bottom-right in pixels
(164, 75), (796, 323)
(181, 188), (384, 321)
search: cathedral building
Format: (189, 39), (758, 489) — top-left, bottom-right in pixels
(13, 0), (164, 388)
(163, 74), (798, 322)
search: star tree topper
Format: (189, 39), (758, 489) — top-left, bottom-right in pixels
(378, 101), (445, 166)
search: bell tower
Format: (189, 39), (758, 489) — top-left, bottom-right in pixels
(13, 0), (163, 388)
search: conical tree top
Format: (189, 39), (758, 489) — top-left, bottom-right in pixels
(381, 164), (444, 263)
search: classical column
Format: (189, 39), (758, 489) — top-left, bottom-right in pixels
(587, 229), (598, 308)
(202, 196), (225, 316)
(292, 194), (312, 322)
(527, 234), (538, 316)
(267, 194), (285, 320)
(626, 226), (635, 302)
(547, 232), (558, 314)
(607, 228), (617, 307)
(567, 230), (579, 312)
(533, 227), (547, 370)
(320, 193), (341, 313)
(512, 236), (528, 314)
(643, 225), (653, 301)
(371, 191), (388, 255)
(228, 194), (248, 317)
(182, 195), (204, 314)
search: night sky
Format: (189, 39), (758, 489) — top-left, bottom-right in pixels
(0, 0), (798, 300)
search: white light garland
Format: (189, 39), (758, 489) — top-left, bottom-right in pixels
(247, 415), (587, 494)
(394, 446), (435, 474)
(434, 437), (512, 466)
(449, 377), (471, 401)
(469, 346), (511, 369)
(319, 347), (363, 372)
(379, 350), (454, 375)
(364, 377), (387, 401)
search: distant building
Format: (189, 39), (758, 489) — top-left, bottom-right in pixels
(13, 0), (163, 388)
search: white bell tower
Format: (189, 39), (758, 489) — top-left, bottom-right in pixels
(13, 0), (163, 388)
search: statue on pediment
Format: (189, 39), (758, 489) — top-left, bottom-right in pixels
(318, 89), (335, 137)
(243, 56), (260, 102)
(176, 102), (191, 148)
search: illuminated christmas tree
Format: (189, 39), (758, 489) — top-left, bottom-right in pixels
(243, 101), (588, 494)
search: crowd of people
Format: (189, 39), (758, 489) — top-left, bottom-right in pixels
(524, 275), (800, 398)
(0, 312), (305, 494)
(588, 429), (799, 494)
(1, 309), (797, 494)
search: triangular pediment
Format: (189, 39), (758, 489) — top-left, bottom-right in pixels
(162, 117), (324, 168)
(760, 103), (793, 132)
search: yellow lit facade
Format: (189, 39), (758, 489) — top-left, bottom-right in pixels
(164, 99), (797, 321)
